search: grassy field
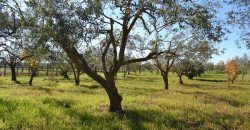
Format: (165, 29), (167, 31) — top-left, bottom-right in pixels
(0, 72), (249, 130)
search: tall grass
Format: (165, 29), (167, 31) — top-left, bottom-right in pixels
(0, 72), (249, 129)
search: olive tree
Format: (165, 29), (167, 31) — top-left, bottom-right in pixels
(234, 54), (250, 79)
(0, 42), (24, 81)
(20, 0), (225, 112)
(0, 0), (26, 81)
(155, 34), (219, 89)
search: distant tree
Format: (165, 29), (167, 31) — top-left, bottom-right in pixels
(234, 54), (250, 79)
(172, 60), (185, 84)
(214, 60), (226, 73)
(0, 0), (24, 81)
(21, 45), (44, 86)
(0, 31), (27, 81)
(0, 54), (21, 81)
(173, 58), (205, 84)
(204, 62), (215, 72)
(25, 57), (39, 86)
(186, 60), (205, 79)
(225, 60), (239, 83)
(58, 63), (71, 80)
(155, 52), (175, 89)
(156, 35), (217, 89)
(141, 62), (155, 73)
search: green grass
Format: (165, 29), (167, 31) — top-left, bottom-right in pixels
(0, 72), (249, 129)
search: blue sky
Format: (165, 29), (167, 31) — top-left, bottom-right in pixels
(208, 1), (249, 64)
(209, 33), (249, 64)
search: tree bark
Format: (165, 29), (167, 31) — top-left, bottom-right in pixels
(4, 63), (6, 76)
(10, 64), (17, 81)
(71, 62), (80, 85)
(105, 74), (123, 112)
(178, 74), (184, 84)
(16, 65), (19, 76)
(123, 70), (126, 77)
(75, 71), (80, 85)
(28, 68), (30, 76)
(161, 72), (169, 90)
(61, 45), (123, 112)
(73, 70), (80, 85)
(29, 68), (36, 86)
(46, 65), (49, 76)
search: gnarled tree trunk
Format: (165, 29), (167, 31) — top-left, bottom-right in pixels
(105, 73), (123, 112)
(61, 45), (123, 112)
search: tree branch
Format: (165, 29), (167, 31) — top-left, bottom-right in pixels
(101, 40), (111, 73)
(121, 51), (176, 65)
(99, 11), (123, 26)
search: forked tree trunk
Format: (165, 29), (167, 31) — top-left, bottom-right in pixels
(71, 62), (80, 85)
(60, 43), (123, 112)
(73, 70), (80, 85)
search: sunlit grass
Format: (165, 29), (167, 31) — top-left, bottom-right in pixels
(0, 72), (249, 129)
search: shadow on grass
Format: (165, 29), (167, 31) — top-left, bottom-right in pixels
(142, 77), (158, 82)
(0, 86), (7, 89)
(123, 109), (203, 130)
(65, 108), (205, 129)
(196, 79), (226, 82)
(0, 98), (247, 129)
(183, 84), (206, 89)
(227, 85), (250, 90)
(29, 86), (93, 95)
(14, 80), (22, 84)
(43, 98), (75, 108)
(126, 76), (158, 82)
(173, 90), (246, 107)
(81, 84), (100, 89)
(183, 83), (227, 90)
(37, 86), (52, 94)
(205, 93), (246, 107)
